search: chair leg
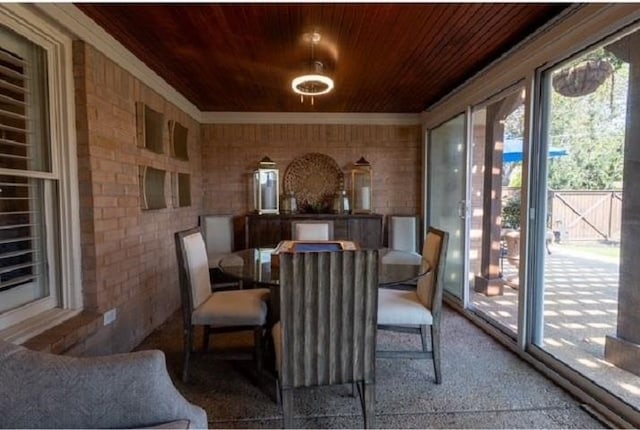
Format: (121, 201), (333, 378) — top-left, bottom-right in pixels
(254, 326), (264, 373)
(275, 378), (282, 412)
(202, 326), (211, 352)
(182, 326), (194, 383)
(420, 324), (429, 352)
(363, 382), (376, 429)
(431, 323), (442, 384)
(282, 387), (294, 429)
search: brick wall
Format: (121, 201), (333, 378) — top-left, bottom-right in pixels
(25, 42), (203, 355)
(201, 124), (423, 221)
(25, 51), (422, 355)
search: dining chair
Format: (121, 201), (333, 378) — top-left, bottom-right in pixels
(291, 220), (334, 241)
(272, 250), (378, 428)
(377, 226), (449, 384)
(199, 214), (241, 289)
(381, 215), (422, 265)
(175, 227), (270, 382)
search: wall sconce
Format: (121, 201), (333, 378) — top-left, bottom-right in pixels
(253, 156), (279, 214)
(351, 157), (372, 214)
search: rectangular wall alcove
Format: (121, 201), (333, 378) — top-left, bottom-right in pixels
(136, 102), (164, 154)
(139, 165), (166, 210)
(169, 120), (188, 160)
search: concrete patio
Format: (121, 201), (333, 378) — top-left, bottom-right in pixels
(137, 307), (604, 428)
(471, 243), (640, 412)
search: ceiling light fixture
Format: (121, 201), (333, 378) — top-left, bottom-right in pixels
(291, 32), (334, 105)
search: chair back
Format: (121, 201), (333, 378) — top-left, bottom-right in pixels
(416, 227), (449, 314)
(291, 220), (334, 241)
(278, 250), (378, 389)
(200, 214), (234, 255)
(175, 228), (211, 319)
(389, 215), (419, 253)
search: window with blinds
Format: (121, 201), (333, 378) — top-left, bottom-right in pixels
(0, 26), (56, 315)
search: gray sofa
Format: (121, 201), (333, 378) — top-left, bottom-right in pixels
(0, 341), (207, 429)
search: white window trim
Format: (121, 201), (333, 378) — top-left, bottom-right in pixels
(0, 4), (82, 342)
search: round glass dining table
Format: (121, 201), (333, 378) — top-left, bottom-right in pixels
(219, 247), (428, 288)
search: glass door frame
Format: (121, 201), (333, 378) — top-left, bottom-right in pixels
(425, 111), (471, 309)
(466, 81), (530, 343)
(523, 23), (640, 426)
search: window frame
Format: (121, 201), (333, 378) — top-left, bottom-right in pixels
(0, 4), (81, 342)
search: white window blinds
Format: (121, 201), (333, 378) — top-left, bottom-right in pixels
(0, 26), (53, 314)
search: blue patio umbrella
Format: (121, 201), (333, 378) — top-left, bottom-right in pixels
(503, 138), (568, 163)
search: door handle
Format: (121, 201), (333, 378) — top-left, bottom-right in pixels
(457, 200), (467, 219)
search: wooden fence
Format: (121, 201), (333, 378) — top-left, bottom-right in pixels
(503, 188), (622, 243)
(549, 190), (622, 243)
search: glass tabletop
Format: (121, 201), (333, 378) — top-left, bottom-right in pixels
(219, 248), (428, 287)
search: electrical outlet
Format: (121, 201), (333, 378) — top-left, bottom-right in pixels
(103, 308), (117, 326)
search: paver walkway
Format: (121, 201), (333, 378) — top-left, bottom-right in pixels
(472, 244), (640, 411)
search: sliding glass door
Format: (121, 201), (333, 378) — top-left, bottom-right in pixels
(468, 86), (526, 337)
(423, 15), (640, 425)
(427, 114), (467, 300)
(528, 28), (637, 407)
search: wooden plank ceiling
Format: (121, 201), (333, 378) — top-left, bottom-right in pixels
(78, 3), (569, 113)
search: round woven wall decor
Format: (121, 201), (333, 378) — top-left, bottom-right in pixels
(283, 153), (344, 211)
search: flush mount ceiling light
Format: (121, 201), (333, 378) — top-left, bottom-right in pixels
(291, 32), (334, 105)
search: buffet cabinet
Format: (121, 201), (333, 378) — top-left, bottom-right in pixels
(245, 213), (383, 249)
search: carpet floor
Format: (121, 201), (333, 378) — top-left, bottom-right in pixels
(136, 307), (605, 429)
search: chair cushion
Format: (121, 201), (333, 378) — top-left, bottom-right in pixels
(390, 216), (418, 253)
(377, 288), (433, 325)
(208, 252), (243, 269)
(201, 215), (234, 254)
(141, 419), (191, 429)
(294, 223), (330, 240)
(183, 232), (213, 309)
(192, 288), (269, 327)
(381, 250), (422, 265)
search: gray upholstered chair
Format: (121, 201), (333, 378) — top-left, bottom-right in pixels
(291, 220), (334, 241)
(272, 250), (378, 428)
(0, 340), (207, 429)
(381, 215), (422, 265)
(377, 226), (449, 384)
(175, 227), (269, 382)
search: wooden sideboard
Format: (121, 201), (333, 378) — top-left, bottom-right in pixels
(245, 213), (383, 249)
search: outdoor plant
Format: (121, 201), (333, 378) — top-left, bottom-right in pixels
(502, 194), (521, 230)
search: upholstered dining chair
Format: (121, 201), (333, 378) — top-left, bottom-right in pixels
(272, 250), (378, 428)
(199, 214), (240, 289)
(291, 220), (334, 241)
(377, 226), (449, 384)
(175, 227), (270, 382)
(381, 215), (422, 265)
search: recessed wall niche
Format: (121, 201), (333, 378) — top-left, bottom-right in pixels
(135, 102), (164, 154)
(139, 165), (166, 210)
(172, 172), (191, 207)
(169, 120), (189, 160)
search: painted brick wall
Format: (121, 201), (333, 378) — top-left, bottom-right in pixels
(200, 124), (423, 222)
(67, 42), (202, 355)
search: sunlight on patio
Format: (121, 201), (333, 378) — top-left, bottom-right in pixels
(471, 243), (640, 411)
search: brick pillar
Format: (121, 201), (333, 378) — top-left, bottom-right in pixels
(605, 32), (640, 376)
(474, 92), (523, 296)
